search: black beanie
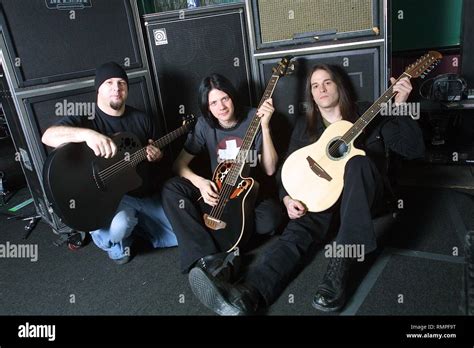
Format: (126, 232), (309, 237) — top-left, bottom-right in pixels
(94, 62), (129, 92)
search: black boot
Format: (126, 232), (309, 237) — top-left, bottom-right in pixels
(189, 266), (261, 316)
(312, 257), (353, 312)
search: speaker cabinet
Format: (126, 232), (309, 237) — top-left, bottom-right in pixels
(144, 4), (253, 141)
(0, 0), (144, 87)
(252, 0), (380, 49)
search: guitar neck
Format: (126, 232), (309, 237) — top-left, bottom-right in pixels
(153, 124), (191, 149)
(226, 74), (280, 183)
(129, 124), (191, 166)
(341, 72), (410, 144)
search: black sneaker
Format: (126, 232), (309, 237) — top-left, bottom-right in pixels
(112, 255), (131, 265)
(194, 251), (241, 282)
(312, 257), (352, 312)
(189, 267), (259, 316)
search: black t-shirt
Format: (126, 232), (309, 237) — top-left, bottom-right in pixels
(54, 105), (159, 197)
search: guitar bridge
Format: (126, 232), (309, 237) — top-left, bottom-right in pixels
(306, 156), (332, 181)
(203, 214), (227, 231)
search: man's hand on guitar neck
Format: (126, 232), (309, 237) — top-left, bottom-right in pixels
(283, 195), (307, 219)
(391, 77), (413, 105)
(256, 98), (275, 129)
(146, 139), (163, 162)
(84, 129), (117, 159)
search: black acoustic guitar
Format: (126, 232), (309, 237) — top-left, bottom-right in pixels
(202, 56), (294, 252)
(43, 116), (195, 231)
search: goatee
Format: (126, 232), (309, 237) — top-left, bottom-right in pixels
(110, 101), (124, 110)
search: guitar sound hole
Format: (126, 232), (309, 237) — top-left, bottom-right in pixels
(328, 139), (348, 159)
(119, 138), (137, 150)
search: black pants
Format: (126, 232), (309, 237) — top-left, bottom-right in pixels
(162, 176), (283, 272)
(245, 155), (385, 305)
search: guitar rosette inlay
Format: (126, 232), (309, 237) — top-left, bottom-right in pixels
(237, 180), (248, 189)
(326, 137), (350, 161)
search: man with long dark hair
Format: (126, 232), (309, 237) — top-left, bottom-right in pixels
(190, 64), (425, 315)
(161, 74), (282, 293)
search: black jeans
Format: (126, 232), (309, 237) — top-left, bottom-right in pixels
(245, 155), (385, 305)
(162, 176), (283, 272)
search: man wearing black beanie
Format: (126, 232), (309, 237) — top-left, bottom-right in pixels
(42, 62), (177, 264)
(94, 61), (129, 93)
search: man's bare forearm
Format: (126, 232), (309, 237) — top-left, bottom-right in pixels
(41, 126), (94, 148)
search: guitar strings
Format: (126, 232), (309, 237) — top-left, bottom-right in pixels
(215, 164), (243, 218)
(211, 145), (253, 220)
(209, 107), (265, 220)
(100, 127), (187, 178)
(209, 168), (236, 220)
(98, 127), (189, 183)
(210, 182), (233, 220)
(326, 77), (401, 158)
(210, 153), (246, 220)
(98, 135), (168, 179)
(209, 128), (255, 220)
(100, 152), (143, 183)
(98, 140), (160, 180)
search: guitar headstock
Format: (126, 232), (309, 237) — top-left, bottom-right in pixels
(272, 55), (295, 77)
(404, 51), (443, 79)
(182, 114), (196, 127)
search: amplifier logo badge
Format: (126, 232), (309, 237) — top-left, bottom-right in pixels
(153, 29), (168, 46)
(45, 0), (92, 10)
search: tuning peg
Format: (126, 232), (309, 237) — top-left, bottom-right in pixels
(286, 63), (296, 75)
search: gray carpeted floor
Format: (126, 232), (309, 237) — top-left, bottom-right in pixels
(0, 184), (472, 316)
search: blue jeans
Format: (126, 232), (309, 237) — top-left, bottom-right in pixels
(90, 193), (177, 260)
